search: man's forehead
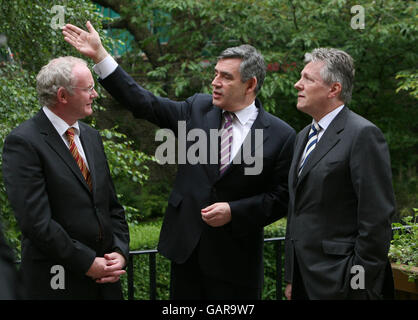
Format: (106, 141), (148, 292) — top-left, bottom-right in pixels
(301, 61), (324, 75)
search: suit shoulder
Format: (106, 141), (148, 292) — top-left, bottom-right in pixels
(5, 116), (38, 139)
(346, 109), (383, 133)
(78, 121), (98, 133)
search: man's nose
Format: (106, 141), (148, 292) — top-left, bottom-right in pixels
(91, 88), (98, 98)
(294, 79), (302, 90)
(212, 75), (221, 87)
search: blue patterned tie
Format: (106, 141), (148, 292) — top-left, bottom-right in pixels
(298, 121), (321, 176)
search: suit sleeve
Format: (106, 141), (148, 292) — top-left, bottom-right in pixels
(350, 124), (395, 293)
(99, 66), (192, 133)
(2, 134), (96, 275)
(229, 128), (296, 236)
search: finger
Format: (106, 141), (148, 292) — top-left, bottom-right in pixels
(201, 211), (215, 220)
(64, 23), (85, 35)
(201, 203), (217, 212)
(96, 276), (120, 284)
(63, 28), (81, 40)
(86, 21), (97, 34)
(104, 265), (126, 273)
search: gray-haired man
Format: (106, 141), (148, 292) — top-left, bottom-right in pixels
(284, 48), (395, 300)
(2, 56), (129, 299)
(63, 21), (295, 299)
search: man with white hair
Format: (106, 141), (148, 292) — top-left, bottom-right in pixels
(2, 56), (129, 299)
(284, 48), (395, 300)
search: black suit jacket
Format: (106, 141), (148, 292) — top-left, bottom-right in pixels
(0, 220), (20, 299)
(285, 107), (395, 299)
(100, 66), (295, 288)
(2, 110), (129, 299)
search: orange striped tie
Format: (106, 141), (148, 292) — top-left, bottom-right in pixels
(65, 128), (92, 191)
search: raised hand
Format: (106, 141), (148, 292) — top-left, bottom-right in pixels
(62, 21), (108, 63)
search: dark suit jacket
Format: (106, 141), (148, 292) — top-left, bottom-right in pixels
(0, 220), (20, 299)
(285, 106), (395, 299)
(2, 110), (129, 299)
(100, 66), (295, 288)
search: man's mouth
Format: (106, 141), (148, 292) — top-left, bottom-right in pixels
(213, 91), (222, 99)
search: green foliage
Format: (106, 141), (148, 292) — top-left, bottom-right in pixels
(396, 70), (418, 99)
(389, 210), (418, 281)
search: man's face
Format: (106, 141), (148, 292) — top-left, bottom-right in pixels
(211, 58), (249, 111)
(66, 64), (97, 122)
(294, 61), (332, 118)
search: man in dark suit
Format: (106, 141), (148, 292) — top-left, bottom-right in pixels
(63, 22), (295, 299)
(2, 56), (130, 299)
(284, 48), (396, 300)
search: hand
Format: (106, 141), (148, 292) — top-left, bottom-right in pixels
(201, 202), (231, 227)
(62, 21), (108, 63)
(86, 253), (126, 284)
(285, 283), (292, 300)
(96, 252), (127, 284)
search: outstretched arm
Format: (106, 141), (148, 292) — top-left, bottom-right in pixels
(62, 21), (108, 63)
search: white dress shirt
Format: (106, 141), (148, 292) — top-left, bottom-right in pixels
(42, 106), (90, 169)
(223, 103), (258, 162)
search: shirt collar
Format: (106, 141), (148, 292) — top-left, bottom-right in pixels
(42, 106), (80, 137)
(317, 104), (345, 132)
(224, 101), (257, 126)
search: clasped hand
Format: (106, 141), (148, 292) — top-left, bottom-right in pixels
(86, 252), (126, 284)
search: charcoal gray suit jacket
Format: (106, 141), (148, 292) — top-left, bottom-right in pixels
(285, 106), (395, 299)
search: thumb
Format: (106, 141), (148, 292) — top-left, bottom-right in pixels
(86, 21), (96, 34)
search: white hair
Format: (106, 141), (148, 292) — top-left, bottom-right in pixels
(36, 56), (87, 107)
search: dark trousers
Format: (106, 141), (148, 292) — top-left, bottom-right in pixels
(170, 247), (261, 300)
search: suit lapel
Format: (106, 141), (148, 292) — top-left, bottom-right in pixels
(296, 107), (348, 186)
(202, 105), (222, 182)
(34, 110), (92, 194)
(289, 125), (310, 188)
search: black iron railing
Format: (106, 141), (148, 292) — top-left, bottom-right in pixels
(126, 236), (286, 300)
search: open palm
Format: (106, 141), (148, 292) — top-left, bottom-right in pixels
(63, 21), (106, 61)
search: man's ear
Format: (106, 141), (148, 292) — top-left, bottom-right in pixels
(328, 82), (342, 99)
(56, 87), (68, 104)
(246, 77), (258, 95)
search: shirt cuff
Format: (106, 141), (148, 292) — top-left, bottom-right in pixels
(92, 55), (118, 79)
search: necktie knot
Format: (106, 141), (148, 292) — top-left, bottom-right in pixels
(312, 121), (320, 134)
(298, 121), (321, 176)
(223, 111), (234, 127)
(66, 128), (76, 141)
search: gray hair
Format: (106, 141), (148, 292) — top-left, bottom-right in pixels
(218, 44), (266, 94)
(36, 56), (87, 107)
(304, 48), (355, 104)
